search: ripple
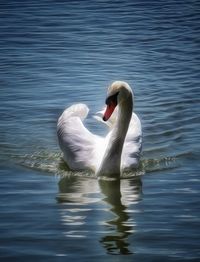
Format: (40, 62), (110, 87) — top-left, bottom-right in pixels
(14, 149), (181, 179)
(15, 150), (61, 174)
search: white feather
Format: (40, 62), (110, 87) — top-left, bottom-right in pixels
(57, 82), (142, 176)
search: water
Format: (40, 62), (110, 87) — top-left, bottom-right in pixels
(0, 0), (200, 260)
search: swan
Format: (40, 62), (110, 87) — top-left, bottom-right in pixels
(57, 81), (142, 178)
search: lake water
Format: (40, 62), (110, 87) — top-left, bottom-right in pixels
(0, 0), (200, 261)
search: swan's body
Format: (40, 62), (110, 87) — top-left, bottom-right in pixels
(57, 81), (142, 178)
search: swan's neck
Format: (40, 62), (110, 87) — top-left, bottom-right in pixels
(97, 95), (133, 178)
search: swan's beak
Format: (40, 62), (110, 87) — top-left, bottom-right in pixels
(103, 102), (116, 121)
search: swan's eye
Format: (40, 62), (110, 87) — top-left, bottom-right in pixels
(105, 92), (119, 106)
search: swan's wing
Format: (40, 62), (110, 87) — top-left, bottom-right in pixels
(57, 104), (103, 172)
(121, 113), (142, 170)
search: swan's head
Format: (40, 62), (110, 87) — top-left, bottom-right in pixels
(103, 81), (133, 121)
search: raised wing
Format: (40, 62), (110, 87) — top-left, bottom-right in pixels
(57, 104), (103, 172)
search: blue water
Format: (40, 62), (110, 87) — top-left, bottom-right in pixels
(0, 0), (200, 261)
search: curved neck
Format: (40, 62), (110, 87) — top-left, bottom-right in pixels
(97, 95), (133, 178)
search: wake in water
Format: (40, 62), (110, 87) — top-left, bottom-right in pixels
(15, 149), (180, 178)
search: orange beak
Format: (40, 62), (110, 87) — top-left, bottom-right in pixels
(103, 102), (116, 121)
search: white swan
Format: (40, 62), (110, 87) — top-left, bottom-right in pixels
(57, 81), (142, 178)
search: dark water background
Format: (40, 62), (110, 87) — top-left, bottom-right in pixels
(0, 0), (200, 261)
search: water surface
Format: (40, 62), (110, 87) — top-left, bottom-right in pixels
(0, 0), (200, 261)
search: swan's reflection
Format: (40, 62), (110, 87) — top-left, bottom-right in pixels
(99, 177), (142, 255)
(57, 174), (142, 255)
(57, 175), (100, 204)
